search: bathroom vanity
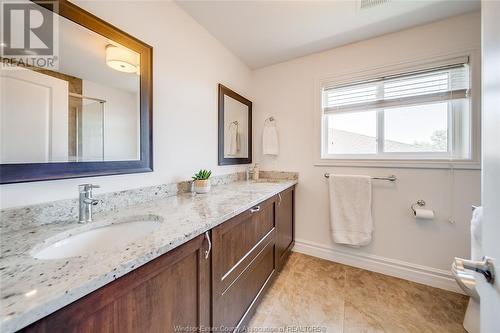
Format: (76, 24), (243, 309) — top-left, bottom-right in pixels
(1, 179), (295, 333)
(212, 187), (295, 330)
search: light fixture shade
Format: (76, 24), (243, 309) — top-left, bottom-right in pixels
(105, 45), (139, 73)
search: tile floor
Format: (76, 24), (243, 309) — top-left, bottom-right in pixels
(247, 252), (468, 333)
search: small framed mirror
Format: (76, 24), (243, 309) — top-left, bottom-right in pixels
(0, 0), (152, 184)
(218, 84), (252, 165)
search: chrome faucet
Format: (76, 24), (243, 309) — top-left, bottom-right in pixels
(78, 184), (100, 223)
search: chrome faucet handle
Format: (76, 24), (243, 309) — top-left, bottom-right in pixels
(79, 184), (100, 192)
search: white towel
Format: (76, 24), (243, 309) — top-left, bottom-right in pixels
(471, 206), (483, 261)
(328, 174), (373, 246)
(262, 124), (279, 155)
(227, 122), (240, 156)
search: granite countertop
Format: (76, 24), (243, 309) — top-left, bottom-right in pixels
(0, 179), (297, 333)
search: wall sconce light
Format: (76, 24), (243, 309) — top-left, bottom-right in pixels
(105, 45), (139, 73)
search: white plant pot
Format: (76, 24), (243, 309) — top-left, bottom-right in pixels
(193, 179), (211, 194)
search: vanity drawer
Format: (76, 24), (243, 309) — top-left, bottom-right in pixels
(211, 196), (276, 332)
(213, 196), (275, 284)
(212, 236), (275, 332)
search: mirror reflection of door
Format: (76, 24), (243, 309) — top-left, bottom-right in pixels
(0, 68), (69, 163)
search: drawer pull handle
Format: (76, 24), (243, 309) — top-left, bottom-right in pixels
(250, 206), (261, 213)
(204, 231), (211, 260)
(278, 193), (282, 206)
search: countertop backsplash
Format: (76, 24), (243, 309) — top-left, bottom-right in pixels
(0, 171), (298, 233)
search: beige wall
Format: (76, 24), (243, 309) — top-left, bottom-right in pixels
(252, 12), (481, 289)
(82, 79), (139, 161)
(0, 1), (252, 208)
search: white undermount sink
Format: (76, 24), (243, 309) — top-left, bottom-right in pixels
(32, 218), (161, 260)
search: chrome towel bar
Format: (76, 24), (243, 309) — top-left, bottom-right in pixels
(324, 173), (397, 182)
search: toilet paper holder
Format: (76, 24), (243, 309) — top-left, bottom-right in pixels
(411, 200), (426, 214)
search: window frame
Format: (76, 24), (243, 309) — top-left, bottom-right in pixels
(314, 52), (481, 169)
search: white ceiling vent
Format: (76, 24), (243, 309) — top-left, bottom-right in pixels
(359, 0), (391, 10)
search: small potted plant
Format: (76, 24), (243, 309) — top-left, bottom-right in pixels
(192, 169), (212, 194)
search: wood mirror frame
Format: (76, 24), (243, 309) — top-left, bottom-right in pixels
(0, 0), (153, 184)
(218, 84), (252, 166)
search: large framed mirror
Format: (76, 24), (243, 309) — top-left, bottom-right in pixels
(218, 84), (252, 165)
(0, 0), (152, 184)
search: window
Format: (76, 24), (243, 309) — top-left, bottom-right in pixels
(321, 60), (471, 161)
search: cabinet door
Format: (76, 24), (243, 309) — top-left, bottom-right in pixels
(22, 234), (211, 333)
(276, 187), (294, 269)
(212, 197), (276, 332)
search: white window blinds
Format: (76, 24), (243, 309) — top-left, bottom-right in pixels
(323, 59), (469, 114)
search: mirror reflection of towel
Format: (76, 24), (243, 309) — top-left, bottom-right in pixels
(228, 122), (240, 156)
(263, 124), (279, 155)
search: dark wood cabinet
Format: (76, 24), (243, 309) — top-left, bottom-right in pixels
(19, 186), (295, 333)
(275, 186), (295, 270)
(21, 234), (211, 333)
(211, 196), (277, 332)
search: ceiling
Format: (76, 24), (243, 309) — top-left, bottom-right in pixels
(177, 0), (480, 69)
(59, 14), (139, 93)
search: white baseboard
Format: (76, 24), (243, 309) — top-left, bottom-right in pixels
(292, 239), (464, 294)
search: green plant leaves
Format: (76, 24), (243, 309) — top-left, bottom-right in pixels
(192, 169), (212, 180)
